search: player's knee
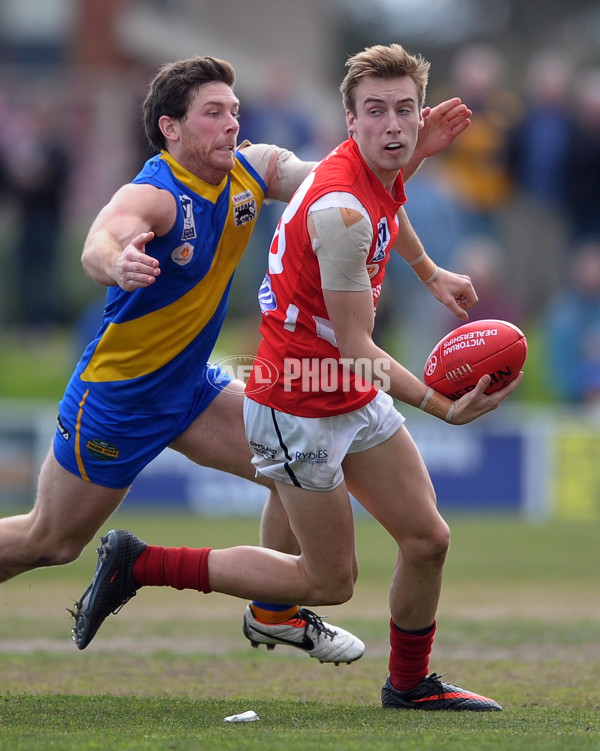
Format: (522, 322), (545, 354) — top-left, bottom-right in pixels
(47, 544), (84, 567)
(427, 523), (451, 567)
(403, 520), (450, 570)
(31, 536), (86, 568)
(312, 569), (355, 605)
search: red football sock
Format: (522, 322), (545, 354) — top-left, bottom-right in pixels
(133, 546), (212, 593)
(388, 619), (436, 691)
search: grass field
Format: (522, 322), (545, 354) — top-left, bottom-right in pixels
(1, 511), (599, 750)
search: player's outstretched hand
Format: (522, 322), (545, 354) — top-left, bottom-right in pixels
(115, 232), (160, 291)
(450, 371), (524, 425)
(426, 266), (478, 320)
(415, 97), (472, 159)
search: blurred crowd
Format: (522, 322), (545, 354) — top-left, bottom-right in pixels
(0, 87), (71, 331)
(1, 43), (600, 406)
(381, 44), (600, 407)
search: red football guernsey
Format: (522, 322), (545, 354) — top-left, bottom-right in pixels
(246, 138), (406, 417)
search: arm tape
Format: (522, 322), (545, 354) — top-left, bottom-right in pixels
(409, 254), (438, 283)
(240, 141), (314, 201)
(311, 206), (373, 292)
(419, 386), (455, 422)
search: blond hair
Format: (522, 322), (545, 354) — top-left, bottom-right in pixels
(340, 43), (430, 114)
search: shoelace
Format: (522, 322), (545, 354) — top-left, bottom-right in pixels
(299, 608), (337, 641)
(111, 590), (138, 615)
(423, 672), (448, 696)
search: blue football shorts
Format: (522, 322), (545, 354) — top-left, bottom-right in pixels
(53, 363), (231, 488)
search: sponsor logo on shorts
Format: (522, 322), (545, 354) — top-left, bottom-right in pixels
(249, 441), (277, 460)
(294, 449), (328, 465)
(56, 414), (70, 441)
(86, 439), (120, 461)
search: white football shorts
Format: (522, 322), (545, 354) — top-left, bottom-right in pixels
(243, 390), (405, 491)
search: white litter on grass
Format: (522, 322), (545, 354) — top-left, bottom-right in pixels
(223, 710), (259, 723)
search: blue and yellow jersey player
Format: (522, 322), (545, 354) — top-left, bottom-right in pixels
(0, 55), (473, 661)
(56, 57), (315, 493)
(60, 147), (269, 480)
(78, 148), (266, 412)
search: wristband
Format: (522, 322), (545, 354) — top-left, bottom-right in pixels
(419, 387), (435, 410)
(419, 387), (454, 421)
(444, 402), (456, 423)
(407, 250), (426, 266)
(408, 252), (438, 283)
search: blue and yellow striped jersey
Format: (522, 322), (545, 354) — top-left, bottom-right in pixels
(73, 150), (266, 414)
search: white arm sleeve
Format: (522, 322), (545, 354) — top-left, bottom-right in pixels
(309, 193), (373, 292)
(240, 141), (315, 202)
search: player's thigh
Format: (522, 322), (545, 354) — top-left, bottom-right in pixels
(170, 380), (264, 483)
(343, 424), (444, 543)
(30, 448), (128, 548)
(276, 480), (356, 578)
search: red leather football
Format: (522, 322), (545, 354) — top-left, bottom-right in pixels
(423, 319), (527, 401)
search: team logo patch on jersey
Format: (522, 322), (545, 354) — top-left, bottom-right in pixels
(258, 274), (277, 312)
(371, 217), (391, 263)
(171, 242), (194, 266)
(179, 194), (196, 240)
(367, 263), (379, 278)
(86, 439), (120, 461)
(233, 198), (257, 226)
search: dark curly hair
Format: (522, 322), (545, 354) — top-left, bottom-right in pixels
(143, 56), (236, 152)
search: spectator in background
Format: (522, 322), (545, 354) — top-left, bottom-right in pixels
(544, 241), (600, 405)
(239, 65), (322, 160)
(434, 44), (520, 242)
(507, 52), (574, 209)
(564, 69), (600, 243)
(442, 236), (523, 331)
(379, 159), (464, 374)
(504, 51), (574, 318)
(231, 65), (323, 323)
(1, 94), (71, 330)
(0, 91), (9, 330)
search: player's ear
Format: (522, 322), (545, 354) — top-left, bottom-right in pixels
(159, 115), (179, 143)
(346, 111), (357, 135)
